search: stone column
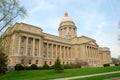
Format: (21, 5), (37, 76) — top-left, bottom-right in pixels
(67, 47), (69, 60)
(92, 47), (94, 58)
(62, 46), (63, 59)
(25, 37), (28, 56)
(46, 43), (48, 59)
(71, 47), (73, 60)
(39, 39), (41, 57)
(85, 45), (87, 59)
(57, 45), (59, 58)
(93, 48), (95, 59)
(66, 47), (67, 60)
(18, 36), (21, 56)
(94, 48), (96, 59)
(64, 46), (66, 60)
(87, 46), (89, 58)
(69, 47), (71, 59)
(63, 46), (65, 60)
(89, 47), (91, 59)
(87, 46), (89, 59)
(96, 48), (99, 62)
(56, 45), (57, 58)
(60, 46), (61, 59)
(95, 48), (97, 58)
(68, 47), (70, 60)
(32, 38), (35, 56)
(92, 47), (94, 59)
(51, 44), (53, 59)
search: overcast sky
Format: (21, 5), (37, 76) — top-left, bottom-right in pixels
(19, 0), (120, 58)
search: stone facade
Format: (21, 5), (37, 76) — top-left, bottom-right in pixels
(1, 13), (112, 67)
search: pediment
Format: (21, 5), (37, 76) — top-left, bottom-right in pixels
(78, 36), (95, 43)
(76, 36), (98, 47)
(87, 41), (98, 46)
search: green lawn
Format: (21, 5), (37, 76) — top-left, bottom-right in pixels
(0, 66), (120, 80)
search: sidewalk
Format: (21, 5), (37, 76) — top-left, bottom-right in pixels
(105, 77), (120, 80)
(53, 71), (120, 80)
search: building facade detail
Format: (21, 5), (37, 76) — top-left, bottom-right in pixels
(1, 13), (112, 67)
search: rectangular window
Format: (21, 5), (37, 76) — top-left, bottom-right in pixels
(28, 48), (31, 56)
(21, 59), (24, 64)
(44, 43), (47, 48)
(35, 39), (39, 44)
(29, 60), (31, 64)
(21, 36), (26, 43)
(35, 49), (37, 56)
(28, 38), (33, 44)
(48, 44), (51, 48)
(36, 60), (38, 64)
(20, 47), (24, 55)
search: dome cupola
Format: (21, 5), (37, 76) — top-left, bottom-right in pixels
(58, 13), (77, 39)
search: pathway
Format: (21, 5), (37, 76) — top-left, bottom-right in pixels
(53, 71), (120, 80)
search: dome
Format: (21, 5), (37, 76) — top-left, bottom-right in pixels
(58, 13), (77, 39)
(60, 13), (74, 23)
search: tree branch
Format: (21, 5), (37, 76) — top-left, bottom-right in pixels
(0, 12), (19, 32)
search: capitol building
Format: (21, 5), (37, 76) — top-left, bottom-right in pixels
(1, 13), (112, 67)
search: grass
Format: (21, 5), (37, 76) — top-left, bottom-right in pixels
(0, 66), (120, 80)
(73, 73), (120, 80)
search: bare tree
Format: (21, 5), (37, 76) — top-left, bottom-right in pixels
(0, 0), (27, 72)
(0, 0), (27, 32)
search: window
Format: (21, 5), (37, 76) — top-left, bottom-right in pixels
(48, 52), (51, 58)
(44, 43), (47, 48)
(35, 49), (37, 56)
(29, 60), (31, 64)
(50, 61), (52, 65)
(53, 45), (56, 49)
(63, 62), (65, 65)
(67, 62), (68, 64)
(20, 47), (24, 55)
(48, 44), (51, 48)
(35, 39), (39, 44)
(21, 59), (24, 64)
(36, 60), (38, 64)
(44, 61), (47, 64)
(28, 38), (33, 44)
(21, 36), (26, 43)
(28, 48), (31, 56)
